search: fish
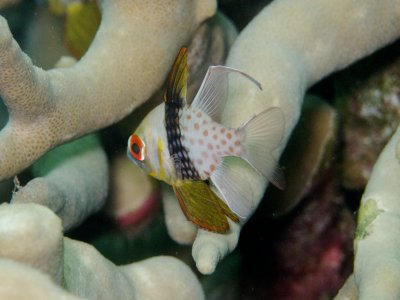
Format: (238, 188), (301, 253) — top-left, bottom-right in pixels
(127, 47), (285, 233)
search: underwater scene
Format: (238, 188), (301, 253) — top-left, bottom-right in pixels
(0, 0), (400, 299)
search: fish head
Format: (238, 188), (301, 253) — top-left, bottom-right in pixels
(127, 104), (173, 182)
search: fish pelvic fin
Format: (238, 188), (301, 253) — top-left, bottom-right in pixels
(238, 107), (286, 190)
(172, 180), (239, 233)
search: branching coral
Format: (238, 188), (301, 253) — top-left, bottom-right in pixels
(1, 0), (400, 298)
(0, 203), (204, 300)
(11, 133), (108, 230)
(7, 53), (108, 231)
(171, 0), (400, 275)
(0, 1), (214, 298)
(335, 126), (400, 299)
(0, 0), (216, 180)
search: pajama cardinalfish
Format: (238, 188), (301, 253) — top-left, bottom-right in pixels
(127, 47), (285, 233)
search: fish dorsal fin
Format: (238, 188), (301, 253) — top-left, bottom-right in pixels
(164, 47), (188, 107)
(172, 180), (239, 233)
(190, 66), (262, 122)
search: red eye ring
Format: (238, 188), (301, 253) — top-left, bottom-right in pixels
(129, 134), (145, 161)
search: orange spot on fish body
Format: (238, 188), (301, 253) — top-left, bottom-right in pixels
(210, 164), (216, 172)
(213, 134), (218, 140)
(212, 154), (219, 163)
(201, 151), (209, 159)
(234, 140), (241, 146)
(203, 130), (208, 136)
(221, 139), (227, 145)
(196, 111), (202, 118)
(207, 143), (213, 150)
(194, 123), (200, 130)
(220, 128), (226, 134)
(226, 132), (232, 139)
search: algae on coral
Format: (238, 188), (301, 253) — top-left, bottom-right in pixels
(355, 198), (384, 240)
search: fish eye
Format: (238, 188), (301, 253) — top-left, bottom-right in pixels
(132, 143), (140, 155)
(129, 134), (145, 161)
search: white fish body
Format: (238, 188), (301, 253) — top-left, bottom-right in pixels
(180, 107), (243, 179)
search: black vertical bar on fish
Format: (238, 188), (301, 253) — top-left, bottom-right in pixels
(165, 101), (200, 180)
(164, 47), (200, 180)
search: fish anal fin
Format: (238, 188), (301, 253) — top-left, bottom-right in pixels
(172, 180), (239, 233)
(211, 157), (257, 218)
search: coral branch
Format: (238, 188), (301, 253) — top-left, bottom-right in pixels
(0, 18), (51, 117)
(335, 275), (358, 300)
(0, 203), (63, 283)
(191, 0), (400, 273)
(343, 126), (400, 299)
(10, 134), (108, 230)
(161, 183), (197, 245)
(0, 0), (216, 180)
(0, 259), (80, 300)
(0, 202), (204, 299)
(192, 220), (240, 274)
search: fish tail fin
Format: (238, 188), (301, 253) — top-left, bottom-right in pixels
(238, 107), (286, 190)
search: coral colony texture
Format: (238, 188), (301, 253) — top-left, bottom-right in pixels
(0, 0), (400, 299)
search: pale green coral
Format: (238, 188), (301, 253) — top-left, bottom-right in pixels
(337, 126), (400, 299)
(11, 134), (108, 230)
(0, 203), (205, 300)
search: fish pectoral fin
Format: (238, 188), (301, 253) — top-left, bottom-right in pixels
(210, 157), (260, 219)
(172, 180), (239, 233)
